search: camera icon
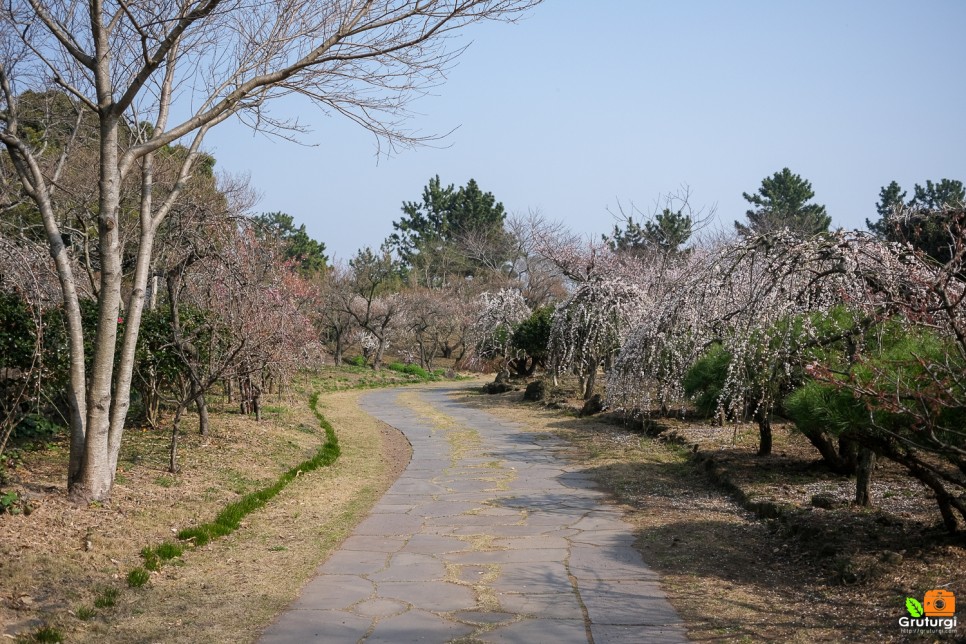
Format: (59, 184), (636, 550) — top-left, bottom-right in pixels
(924, 589), (956, 617)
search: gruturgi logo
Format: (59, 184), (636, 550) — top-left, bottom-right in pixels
(900, 589), (957, 634)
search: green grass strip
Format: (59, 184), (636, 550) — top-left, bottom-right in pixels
(177, 392), (340, 546)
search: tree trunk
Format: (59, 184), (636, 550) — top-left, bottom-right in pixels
(239, 375), (252, 414)
(373, 337), (386, 370)
(755, 409), (772, 456)
(195, 390), (210, 436)
(70, 114), (127, 503)
(332, 331), (344, 366)
(800, 427), (856, 475)
(143, 365), (161, 429)
(169, 404), (185, 474)
(839, 436), (860, 472)
(583, 359), (598, 401)
(854, 448), (875, 506)
(417, 339), (428, 369)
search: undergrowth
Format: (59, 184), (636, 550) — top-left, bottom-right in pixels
(177, 391), (339, 547)
(122, 390), (340, 593)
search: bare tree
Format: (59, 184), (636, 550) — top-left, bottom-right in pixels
(0, 0), (538, 502)
(313, 264), (359, 366)
(504, 211), (568, 308)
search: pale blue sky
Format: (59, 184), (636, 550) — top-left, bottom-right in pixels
(204, 1), (966, 262)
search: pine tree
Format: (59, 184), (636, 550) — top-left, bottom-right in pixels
(735, 168), (830, 238)
(867, 181), (907, 237)
(866, 179), (964, 263)
(607, 208), (692, 255)
(254, 212), (328, 275)
(386, 176), (508, 284)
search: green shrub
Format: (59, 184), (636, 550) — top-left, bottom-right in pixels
(387, 362), (431, 379)
(346, 355), (367, 367)
(682, 343), (729, 417)
(511, 306), (554, 366)
(0, 490), (21, 514)
(11, 414), (65, 442)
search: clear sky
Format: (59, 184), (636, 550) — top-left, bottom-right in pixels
(203, 1), (966, 262)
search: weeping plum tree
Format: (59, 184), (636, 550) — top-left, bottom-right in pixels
(541, 237), (677, 401)
(0, 0), (539, 502)
(608, 218), (966, 529)
(610, 232), (871, 457)
(472, 288), (530, 377)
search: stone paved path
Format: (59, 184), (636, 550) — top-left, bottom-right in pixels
(260, 386), (688, 643)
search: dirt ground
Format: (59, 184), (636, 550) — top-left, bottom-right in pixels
(0, 379), (411, 643)
(3, 372), (963, 643)
(462, 386), (966, 643)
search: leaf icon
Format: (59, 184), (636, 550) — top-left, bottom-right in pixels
(906, 597), (924, 617)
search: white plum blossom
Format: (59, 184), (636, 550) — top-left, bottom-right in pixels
(472, 288), (531, 374)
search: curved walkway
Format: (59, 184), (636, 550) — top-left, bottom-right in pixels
(260, 385), (688, 643)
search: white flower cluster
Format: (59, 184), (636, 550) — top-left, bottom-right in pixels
(606, 229), (952, 419)
(472, 288), (531, 369)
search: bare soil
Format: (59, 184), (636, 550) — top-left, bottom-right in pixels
(462, 384), (966, 643)
(4, 371), (962, 643)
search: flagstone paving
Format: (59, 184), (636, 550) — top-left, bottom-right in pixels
(260, 386), (688, 643)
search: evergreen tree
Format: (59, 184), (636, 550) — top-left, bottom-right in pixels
(867, 180), (907, 236)
(254, 212), (328, 275)
(910, 179), (965, 210)
(607, 208), (692, 255)
(735, 168), (830, 238)
(866, 179), (964, 263)
(386, 176), (508, 283)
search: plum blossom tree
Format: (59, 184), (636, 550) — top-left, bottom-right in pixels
(608, 217), (966, 528)
(540, 237), (667, 400)
(795, 207), (966, 529)
(548, 273), (649, 400)
(312, 265), (358, 366)
(165, 220), (317, 470)
(609, 231), (871, 456)
(472, 288), (530, 376)
(344, 249), (406, 370)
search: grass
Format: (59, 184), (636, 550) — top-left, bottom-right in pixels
(17, 626), (64, 643)
(140, 542), (183, 571)
(152, 475), (175, 488)
(307, 361), (454, 393)
(92, 587), (119, 609)
(1, 365), (450, 642)
(176, 391), (340, 547)
(126, 568), (150, 588)
(33, 387), (343, 637)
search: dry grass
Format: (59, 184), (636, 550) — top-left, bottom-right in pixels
(0, 382), (410, 643)
(462, 386), (966, 643)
